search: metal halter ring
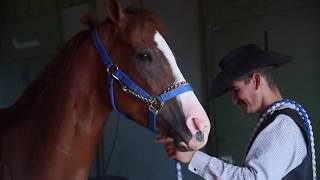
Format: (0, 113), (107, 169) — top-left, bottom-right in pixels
(107, 64), (119, 80)
(148, 97), (164, 114)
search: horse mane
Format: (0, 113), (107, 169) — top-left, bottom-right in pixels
(81, 11), (98, 29)
(0, 30), (89, 133)
(10, 30), (89, 113)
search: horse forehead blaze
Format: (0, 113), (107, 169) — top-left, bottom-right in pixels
(153, 31), (185, 83)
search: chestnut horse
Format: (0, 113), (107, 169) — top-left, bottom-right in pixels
(0, 0), (211, 179)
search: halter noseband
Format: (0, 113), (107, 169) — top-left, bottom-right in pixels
(91, 28), (193, 133)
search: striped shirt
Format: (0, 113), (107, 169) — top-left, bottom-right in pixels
(188, 105), (307, 180)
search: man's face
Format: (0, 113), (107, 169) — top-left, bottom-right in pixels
(230, 78), (260, 114)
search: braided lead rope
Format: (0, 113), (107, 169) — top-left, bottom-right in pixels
(176, 161), (183, 180)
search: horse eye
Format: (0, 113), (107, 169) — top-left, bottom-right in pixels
(137, 52), (152, 62)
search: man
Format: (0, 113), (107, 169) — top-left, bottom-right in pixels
(156, 44), (316, 179)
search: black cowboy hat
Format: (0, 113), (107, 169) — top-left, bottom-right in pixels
(210, 44), (292, 98)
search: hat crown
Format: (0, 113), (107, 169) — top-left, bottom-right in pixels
(211, 44), (292, 98)
(219, 44), (262, 70)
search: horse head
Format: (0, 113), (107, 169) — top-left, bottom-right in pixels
(92, 0), (211, 151)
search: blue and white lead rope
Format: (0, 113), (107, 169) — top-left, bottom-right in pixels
(248, 98), (317, 180)
(176, 161), (183, 180)
(156, 134), (183, 180)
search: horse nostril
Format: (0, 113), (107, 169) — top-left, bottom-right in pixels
(192, 118), (200, 130)
(195, 131), (204, 142)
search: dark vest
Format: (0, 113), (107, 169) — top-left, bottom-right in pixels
(246, 108), (313, 180)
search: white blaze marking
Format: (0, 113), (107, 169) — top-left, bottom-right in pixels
(154, 31), (185, 83)
(154, 31), (210, 149)
(154, 31), (204, 115)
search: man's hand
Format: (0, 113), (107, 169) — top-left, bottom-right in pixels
(155, 136), (196, 164)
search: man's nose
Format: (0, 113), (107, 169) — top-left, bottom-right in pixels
(231, 92), (238, 105)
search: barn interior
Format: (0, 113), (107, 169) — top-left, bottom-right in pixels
(1, 0), (319, 179)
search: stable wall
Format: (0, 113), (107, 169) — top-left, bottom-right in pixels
(2, 0), (317, 179)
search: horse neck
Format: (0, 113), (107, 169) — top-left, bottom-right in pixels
(1, 27), (115, 179)
(13, 29), (111, 130)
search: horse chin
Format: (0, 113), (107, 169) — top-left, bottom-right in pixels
(172, 135), (195, 152)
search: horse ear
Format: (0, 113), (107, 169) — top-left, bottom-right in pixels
(103, 0), (125, 23)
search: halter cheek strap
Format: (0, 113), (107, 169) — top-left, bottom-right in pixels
(91, 28), (193, 133)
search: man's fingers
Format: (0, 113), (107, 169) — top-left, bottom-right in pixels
(168, 153), (177, 160)
(167, 148), (177, 160)
(154, 136), (174, 144)
(154, 136), (179, 161)
(165, 143), (175, 153)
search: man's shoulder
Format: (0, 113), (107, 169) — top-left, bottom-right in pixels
(272, 108), (306, 132)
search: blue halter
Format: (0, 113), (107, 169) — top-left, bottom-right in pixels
(91, 28), (193, 133)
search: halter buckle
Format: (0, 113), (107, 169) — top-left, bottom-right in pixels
(148, 97), (164, 114)
(107, 64), (119, 80)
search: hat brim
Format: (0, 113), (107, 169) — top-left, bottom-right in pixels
(210, 51), (292, 98)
